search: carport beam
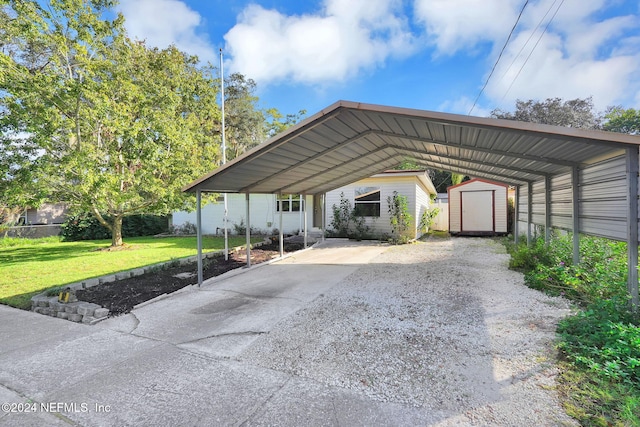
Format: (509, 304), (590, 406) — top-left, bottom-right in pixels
(626, 147), (639, 310)
(245, 192), (251, 268)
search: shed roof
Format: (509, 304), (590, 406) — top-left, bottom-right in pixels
(447, 178), (509, 192)
(184, 100), (640, 195)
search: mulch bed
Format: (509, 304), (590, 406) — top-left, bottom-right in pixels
(75, 240), (305, 316)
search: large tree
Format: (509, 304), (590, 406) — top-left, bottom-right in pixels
(491, 97), (603, 129)
(1, 0), (224, 246)
(604, 107), (640, 135)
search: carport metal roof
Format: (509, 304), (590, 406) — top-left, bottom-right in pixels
(184, 100), (638, 195)
(184, 101), (640, 308)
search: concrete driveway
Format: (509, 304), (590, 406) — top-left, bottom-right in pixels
(0, 238), (573, 426)
(1, 240), (416, 427)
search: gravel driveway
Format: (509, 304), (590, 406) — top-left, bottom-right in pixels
(240, 237), (578, 426)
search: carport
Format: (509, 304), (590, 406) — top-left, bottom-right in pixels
(183, 101), (640, 308)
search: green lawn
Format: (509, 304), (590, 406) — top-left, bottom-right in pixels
(0, 235), (262, 310)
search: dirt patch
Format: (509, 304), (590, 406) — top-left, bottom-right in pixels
(76, 240), (304, 316)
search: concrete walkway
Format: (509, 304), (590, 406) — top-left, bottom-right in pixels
(0, 240), (428, 427)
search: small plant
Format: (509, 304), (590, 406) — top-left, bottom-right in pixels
(418, 207), (440, 233)
(387, 191), (413, 244)
(169, 221), (197, 235)
(350, 212), (370, 240)
(329, 192), (373, 239)
(330, 192), (352, 237)
(232, 218), (257, 236)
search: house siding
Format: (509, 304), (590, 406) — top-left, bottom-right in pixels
(173, 194), (313, 235)
(326, 174), (433, 239)
(175, 172), (436, 239)
(25, 203), (68, 225)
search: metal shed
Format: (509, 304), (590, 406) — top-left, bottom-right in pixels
(183, 101), (640, 308)
(448, 178), (508, 236)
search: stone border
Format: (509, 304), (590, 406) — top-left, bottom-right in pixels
(29, 239), (272, 324)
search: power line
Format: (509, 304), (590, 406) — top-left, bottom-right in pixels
(468, 0), (529, 115)
(501, 0), (566, 101)
(498, 0), (559, 85)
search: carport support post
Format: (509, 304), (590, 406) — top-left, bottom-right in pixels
(322, 193), (326, 242)
(279, 193), (284, 258)
(514, 185), (520, 246)
(245, 192), (251, 268)
(626, 146), (639, 310)
(545, 176), (552, 245)
(571, 166), (580, 265)
(527, 182), (533, 246)
(196, 189), (203, 287)
(303, 194), (308, 248)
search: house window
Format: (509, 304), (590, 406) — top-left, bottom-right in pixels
(277, 194), (304, 212)
(354, 187), (380, 217)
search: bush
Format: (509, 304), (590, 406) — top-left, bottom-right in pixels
(330, 192), (353, 237)
(504, 233), (640, 426)
(329, 192), (371, 240)
(418, 207), (439, 233)
(510, 234), (628, 305)
(61, 212), (168, 241)
(387, 191), (413, 244)
(169, 221), (197, 235)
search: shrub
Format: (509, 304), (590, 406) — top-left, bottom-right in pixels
(510, 234), (628, 305)
(329, 192), (371, 239)
(504, 233), (639, 426)
(418, 207), (439, 233)
(61, 212), (168, 241)
(330, 192), (352, 237)
(232, 218), (258, 236)
(387, 191), (413, 244)
(169, 221), (197, 235)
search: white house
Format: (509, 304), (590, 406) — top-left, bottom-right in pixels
(172, 170), (438, 239)
(325, 170), (437, 239)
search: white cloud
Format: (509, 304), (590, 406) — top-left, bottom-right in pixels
(118, 0), (215, 63)
(483, 1), (640, 110)
(413, 0), (521, 54)
(224, 0), (416, 84)
(439, 96), (491, 116)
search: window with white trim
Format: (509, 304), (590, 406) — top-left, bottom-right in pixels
(354, 187), (380, 217)
(277, 194), (304, 212)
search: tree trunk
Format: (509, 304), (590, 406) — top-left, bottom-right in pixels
(111, 215), (123, 247)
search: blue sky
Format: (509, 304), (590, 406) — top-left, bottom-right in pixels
(116, 0), (640, 118)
